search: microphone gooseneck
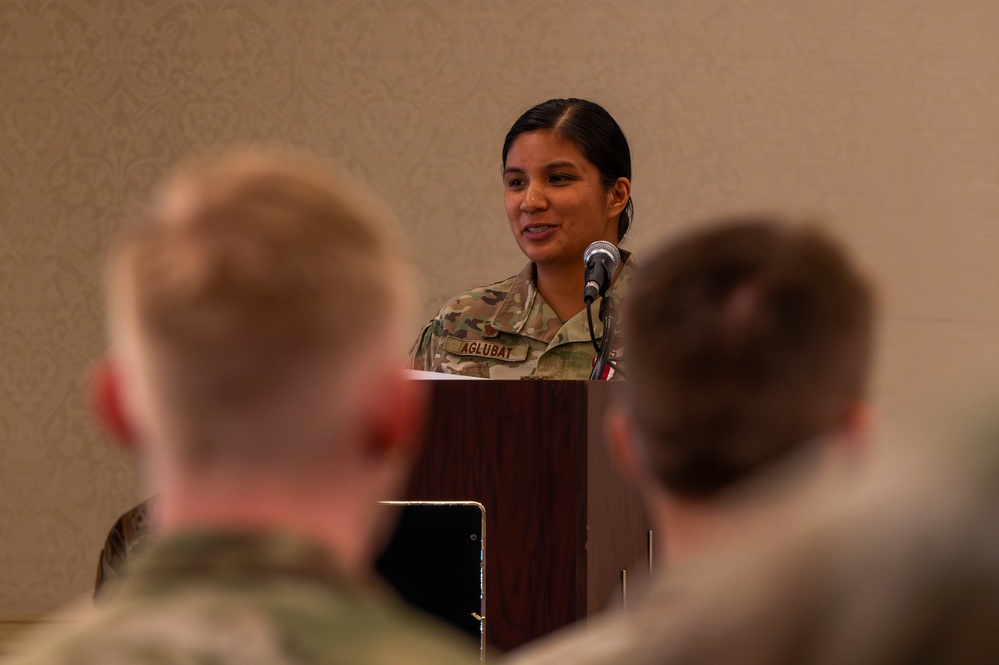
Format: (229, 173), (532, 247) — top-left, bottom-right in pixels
(583, 241), (622, 380)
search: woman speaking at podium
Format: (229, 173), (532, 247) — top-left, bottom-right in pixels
(411, 98), (635, 379)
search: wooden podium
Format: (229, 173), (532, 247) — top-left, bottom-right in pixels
(399, 379), (651, 652)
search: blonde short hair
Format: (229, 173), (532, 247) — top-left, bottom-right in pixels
(107, 147), (415, 466)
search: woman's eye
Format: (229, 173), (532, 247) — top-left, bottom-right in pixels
(550, 174), (572, 184)
(506, 178), (524, 188)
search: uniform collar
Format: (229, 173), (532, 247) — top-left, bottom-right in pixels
(489, 261), (541, 335)
(489, 251), (636, 338)
(121, 529), (369, 598)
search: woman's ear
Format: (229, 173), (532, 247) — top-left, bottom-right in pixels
(607, 177), (632, 217)
(90, 358), (136, 451)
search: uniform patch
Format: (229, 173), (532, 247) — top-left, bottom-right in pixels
(444, 337), (530, 362)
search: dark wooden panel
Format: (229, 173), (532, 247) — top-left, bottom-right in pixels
(398, 380), (648, 652)
(584, 382), (653, 614)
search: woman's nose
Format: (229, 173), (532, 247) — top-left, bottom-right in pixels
(521, 182), (548, 212)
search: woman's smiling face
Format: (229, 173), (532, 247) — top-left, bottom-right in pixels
(503, 130), (625, 269)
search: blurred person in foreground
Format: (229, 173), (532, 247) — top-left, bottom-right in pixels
(643, 403), (999, 665)
(503, 217), (878, 665)
(4, 149), (479, 665)
(508, 392), (999, 665)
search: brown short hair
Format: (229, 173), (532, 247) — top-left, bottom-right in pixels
(107, 147), (414, 466)
(623, 218), (875, 498)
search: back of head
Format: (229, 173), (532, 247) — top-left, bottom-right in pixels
(655, 403), (999, 665)
(502, 98), (634, 241)
(107, 147), (415, 471)
(623, 217), (874, 498)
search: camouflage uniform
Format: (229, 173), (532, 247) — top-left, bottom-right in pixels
(10, 531), (480, 665)
(412, 254), (635, 379)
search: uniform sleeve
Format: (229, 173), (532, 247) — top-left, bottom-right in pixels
(410, 319), (443, 372)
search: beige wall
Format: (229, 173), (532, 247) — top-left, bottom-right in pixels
(2, 0), (998, 614)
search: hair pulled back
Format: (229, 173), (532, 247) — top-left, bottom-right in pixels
(502, 98), (634, 242)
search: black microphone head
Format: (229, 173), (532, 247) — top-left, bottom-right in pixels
(583, 241), (622, 305)
(583, 240), (621, 271)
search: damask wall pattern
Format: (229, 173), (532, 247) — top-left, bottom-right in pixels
(2, 0), (999, 614)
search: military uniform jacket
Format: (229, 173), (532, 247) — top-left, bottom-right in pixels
(412, 253), (634, 379)
(8, 531), (480, 665)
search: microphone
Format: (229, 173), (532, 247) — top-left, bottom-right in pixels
(583, 241), (621, 305)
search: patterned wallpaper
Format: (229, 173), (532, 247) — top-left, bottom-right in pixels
(2, 0), (999, 614)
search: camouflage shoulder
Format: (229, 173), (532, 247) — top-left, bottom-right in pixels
(432, 274), (518, 332)
(439, 274), (519, 313)
(409, 320), (437, 371)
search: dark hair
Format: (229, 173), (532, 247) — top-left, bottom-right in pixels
(502, 98), (634, 242)
(623, 218), (875, 498)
